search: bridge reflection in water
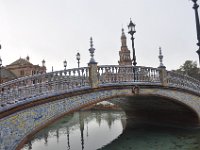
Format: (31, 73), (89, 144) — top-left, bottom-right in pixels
(21, 109), (126, 150)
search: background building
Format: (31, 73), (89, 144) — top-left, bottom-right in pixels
(5, 56), (46, 78)
(0, 56), (46, 83)
(0, 67), (17, 83)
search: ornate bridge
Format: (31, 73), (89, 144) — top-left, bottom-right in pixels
(0, 64), (200, 150)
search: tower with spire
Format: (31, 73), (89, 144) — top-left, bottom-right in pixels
(118, 28), (132, 66)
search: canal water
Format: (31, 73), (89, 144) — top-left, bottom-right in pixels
(21, 109), (200, 150)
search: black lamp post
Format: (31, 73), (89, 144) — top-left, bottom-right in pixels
(128, 19), (137, 66)
(63, 60), (67, 70)
(76, 52), (80, 68)
(0, 57), (2, 84)
(191, 0), (200, 65)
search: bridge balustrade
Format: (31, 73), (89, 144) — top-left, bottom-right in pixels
(0, 64), (199, 110)
(0, 67), (89, 108)
(167, 71), (200, 94)
(97, 65), (160, 84)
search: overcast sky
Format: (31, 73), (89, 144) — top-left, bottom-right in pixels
(0, 0), (198, 71)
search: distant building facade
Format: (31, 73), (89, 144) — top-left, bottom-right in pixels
(0, 67), (17, 83)
(0, 56), (46, 83)
(6, 56), (46, 78)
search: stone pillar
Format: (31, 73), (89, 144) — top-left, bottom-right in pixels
(88, 62), (98, 88)
(88, 37), (98, 88)
(159, 67), (168, 86)
(158, 47), (167, 86)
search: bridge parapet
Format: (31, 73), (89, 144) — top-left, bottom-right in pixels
(167, 71), (200, 94)
(0, 65), (199, 111)
(97, 65), (161, 84)
(0, 67), (89, 109)
(96, 65), (200, 94)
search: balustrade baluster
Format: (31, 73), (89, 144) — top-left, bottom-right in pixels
(99, 67), (102, 83)
(148, 68), (151, 81)
(115, 67), (118, 82)
(138, 67), (141, 81)
(143, 68), (147, 81)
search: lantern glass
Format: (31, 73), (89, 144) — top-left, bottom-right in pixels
(63, 60), (67, 67)
(76, 52), (80, 60)
(128, 20), (136, 34)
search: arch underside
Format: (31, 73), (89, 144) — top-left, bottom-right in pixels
(96, 87), (200, 127)
(107, 95), (199, 127)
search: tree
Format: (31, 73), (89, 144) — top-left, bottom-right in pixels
(175, 60), (200, 80)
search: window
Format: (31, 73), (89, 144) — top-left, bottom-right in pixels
(20, 70), (24, 76)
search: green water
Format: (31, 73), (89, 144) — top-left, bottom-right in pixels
(21, 110), (200, 150)
(21, 110), (126, 150)
(101, 122), (200, 150)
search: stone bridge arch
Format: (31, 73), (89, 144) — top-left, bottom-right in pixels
(0, 84), (199, 150)
(106, 90), (200, 127)
(89, 85), (200, 126)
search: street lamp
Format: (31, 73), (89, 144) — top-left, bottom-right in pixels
(63, 60), (67, 70)
(76, 52), (80, 68)
(191, 0), (200, 65)
(128, 18), (137, 66)
(128, 19), (137, 82)
(0, 57), (2, 84)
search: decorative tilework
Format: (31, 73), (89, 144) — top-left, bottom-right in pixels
(0, 88), (131, 150)
(0, 87), (199, 150)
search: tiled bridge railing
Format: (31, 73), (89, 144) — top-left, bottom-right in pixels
(97, 65), (160, 84)
(167, 71), (200, 94)
(0, 67), (90, 109)
(0, 64), (199, 111)
(97, 65), (200, 94)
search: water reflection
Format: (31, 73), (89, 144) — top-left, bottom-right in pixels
(21, 110), (126, 150)
(101, 119), (200, 150)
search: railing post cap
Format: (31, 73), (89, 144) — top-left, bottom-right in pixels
(88, 62), (98, 65)
(158, 66), (166, 69)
